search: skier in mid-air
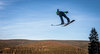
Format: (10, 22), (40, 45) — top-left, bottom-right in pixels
(56, 9), (70, 25)
(51, 9), (75, 26)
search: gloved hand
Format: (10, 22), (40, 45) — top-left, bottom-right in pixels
(64, 11), (68, 13)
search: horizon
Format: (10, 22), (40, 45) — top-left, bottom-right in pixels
(0, 0), (100, 40)
(0, 39), (89, 41)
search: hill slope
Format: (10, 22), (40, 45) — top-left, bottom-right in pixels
(0, 40), (88, 54)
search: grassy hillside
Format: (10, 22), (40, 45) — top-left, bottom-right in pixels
(0, 39), (34, 49)
(0, 40), (89, 54)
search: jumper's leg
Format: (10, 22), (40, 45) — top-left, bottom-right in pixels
(59, 15), (64, 24)
(63, 14), (70, 23)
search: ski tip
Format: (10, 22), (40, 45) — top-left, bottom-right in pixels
(73, 20), (75, 21)
(51, 24), (54, 26)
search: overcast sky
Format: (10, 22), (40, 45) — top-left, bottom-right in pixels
(0, 0), (100, 40)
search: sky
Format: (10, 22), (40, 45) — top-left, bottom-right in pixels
(0, 0), (100, 40)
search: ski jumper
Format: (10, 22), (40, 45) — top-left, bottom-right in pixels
(56, 9), (70, 24)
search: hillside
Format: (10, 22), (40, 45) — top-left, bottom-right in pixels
(0, 40), (89, 54)
(0, 39), (34, 49)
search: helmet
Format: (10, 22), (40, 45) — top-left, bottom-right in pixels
(56, 9), (59, 15)
(57, 9), (59, 12)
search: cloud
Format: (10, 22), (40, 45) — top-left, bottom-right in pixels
(0, 1), (4, 5)
(0, 19), (59, 39)
(0, 0), (14, 10)
(0, 1), (5, 10)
